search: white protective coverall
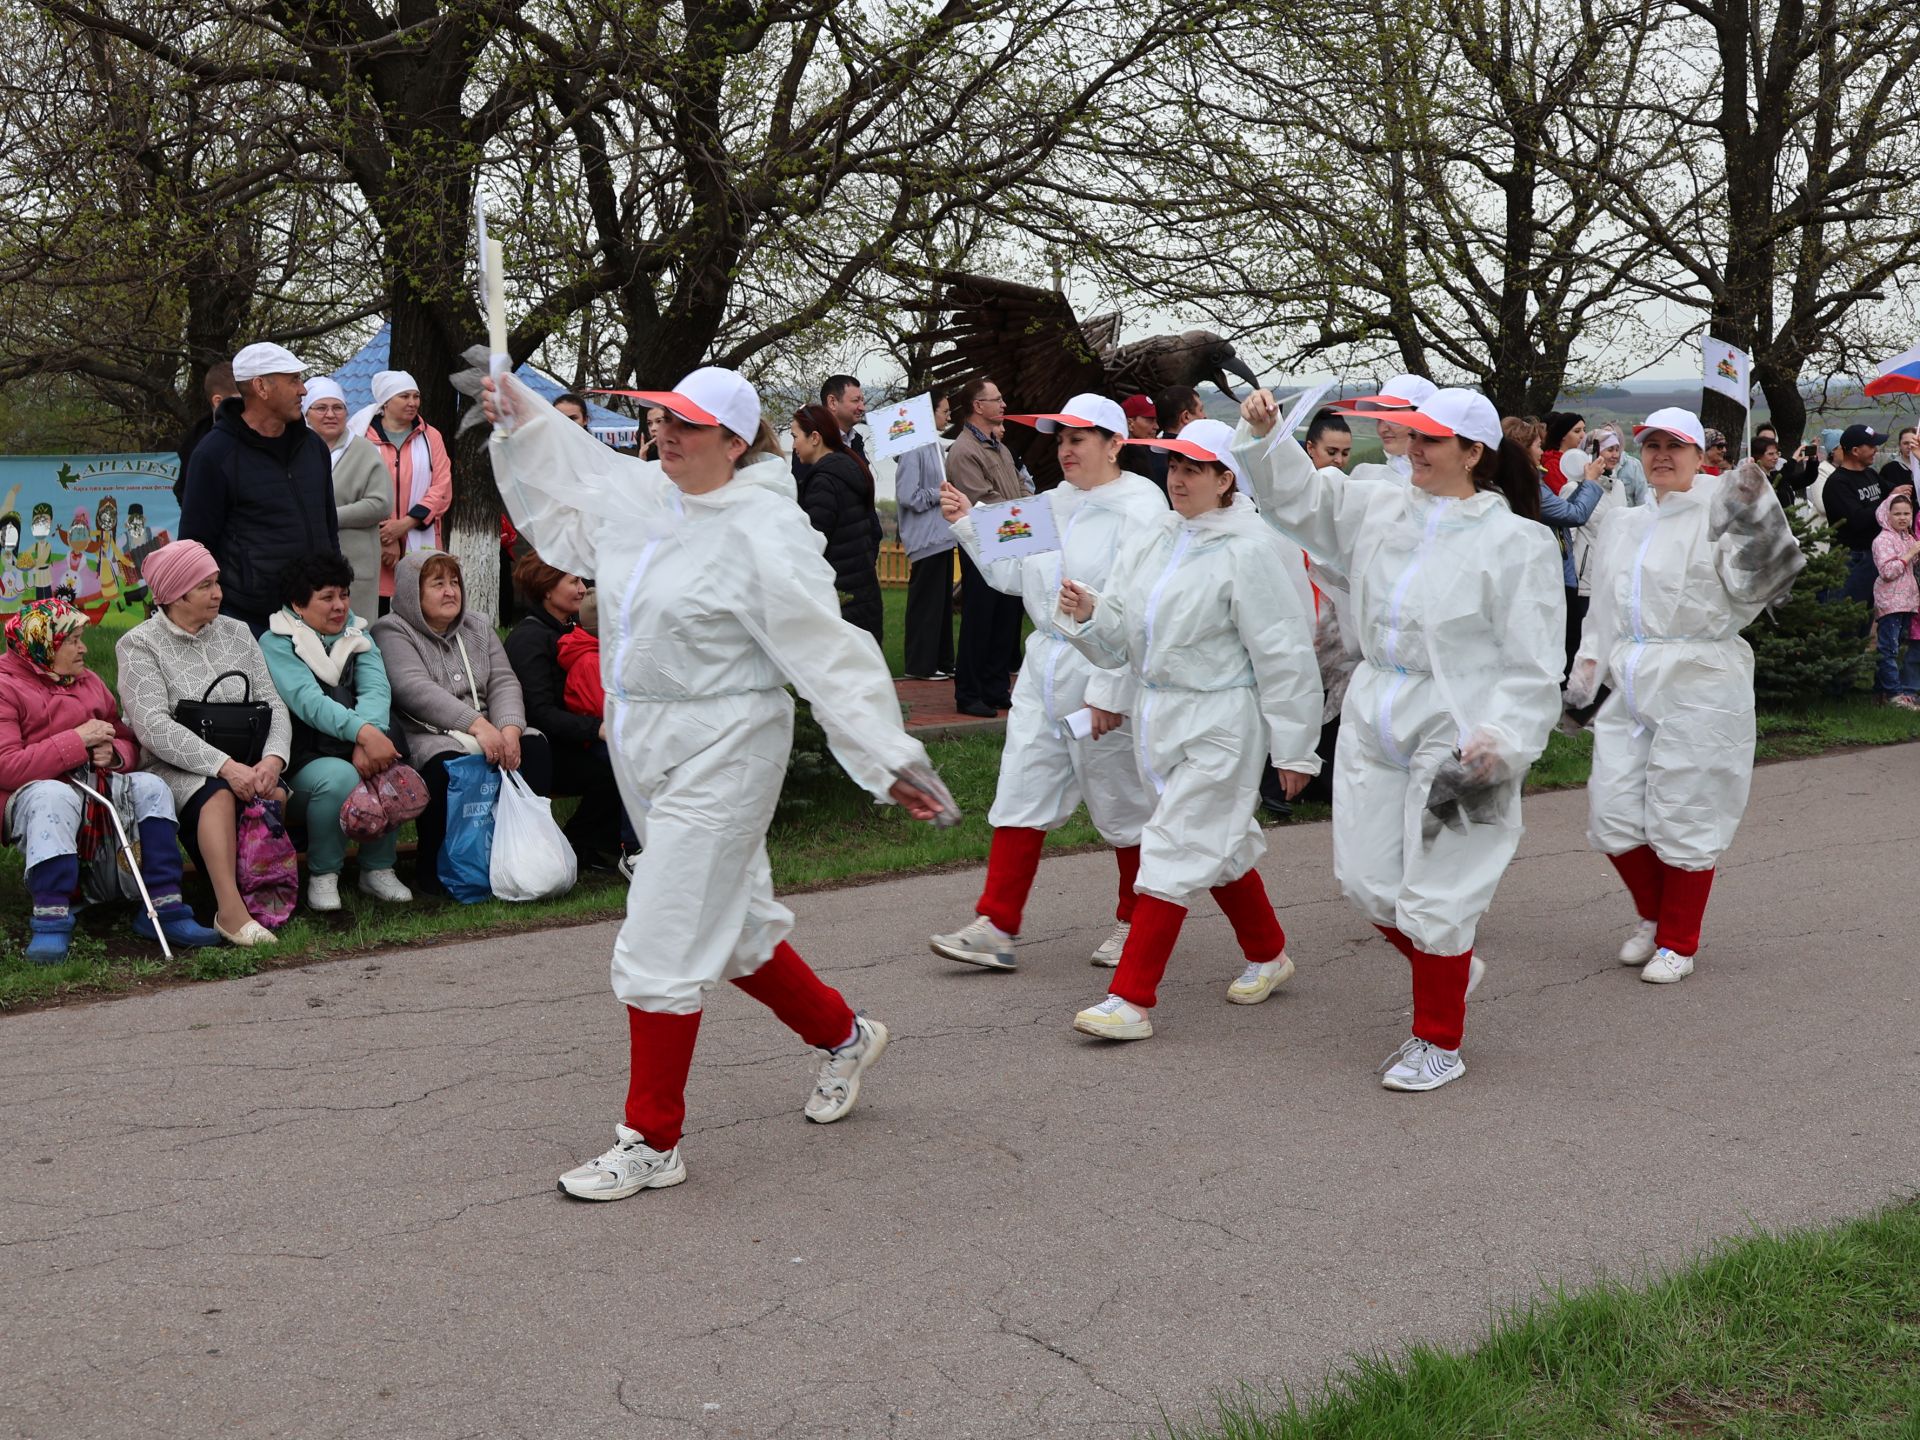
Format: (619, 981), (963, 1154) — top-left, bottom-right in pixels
(953, 471), (1167, 841)
(1234, 426), (1565, 955)
(1573, 465), (1804, 868)
(489, 378), (931, 1012)
(1057, 493), (1323, 901)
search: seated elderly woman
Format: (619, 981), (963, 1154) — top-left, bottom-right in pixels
(372, 548), (552, 895)
(117, 540), (292, 948)
(258, 552), (413, 912)
(0, 597), (222, 961)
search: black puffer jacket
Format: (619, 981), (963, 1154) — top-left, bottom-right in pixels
(797, 451), (884, 644)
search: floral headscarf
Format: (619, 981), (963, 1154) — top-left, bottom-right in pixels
(4, 596), (90, 685)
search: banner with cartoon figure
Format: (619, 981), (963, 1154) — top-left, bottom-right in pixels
(972, 495), (1061, 566)
(0, 454), (181, 618)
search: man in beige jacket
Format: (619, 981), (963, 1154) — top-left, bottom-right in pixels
(946, 377), (1026, 717)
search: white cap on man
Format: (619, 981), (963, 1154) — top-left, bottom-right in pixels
(1004, 393), (1128, 435)
(626, 367), (762, 441)
(1395, 388), (1504, 449)
(1124, 417), (1250, 494)
(1633, 407), (1706, 449)
(231, 342), (310, 382)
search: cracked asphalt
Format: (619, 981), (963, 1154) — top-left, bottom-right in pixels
(4, 748), (1916, 1440)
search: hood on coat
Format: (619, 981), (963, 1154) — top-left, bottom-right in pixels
(212, 395), (317, 455)
(691, 454), (797, 509)
(555, 626), (600, 667)
(1875, 487), (1916, 534)
(388, 548), (475, 647)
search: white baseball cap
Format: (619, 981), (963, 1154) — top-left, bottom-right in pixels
(1633, 407), (1706, 448)
(1125, 417), (1249, 494)
(1005, 393), (1128, 435)
(1335, 373), (1439, 414)
(1397, 388), (1504, 449)
(231, 342), (310, 382)
(621, 367), (763, 441)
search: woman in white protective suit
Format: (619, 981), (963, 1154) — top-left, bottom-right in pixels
(1051, 419), (1324, 1041)
(927, 394), (1169, 972)
(1235, 387), (1565, 1092)
(1568, 407), (1803, 985)
(1333, 374), (1439, 485)
(479, 367), (954, 1201)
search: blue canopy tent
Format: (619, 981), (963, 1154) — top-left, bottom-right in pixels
(331, 323), (640, 447)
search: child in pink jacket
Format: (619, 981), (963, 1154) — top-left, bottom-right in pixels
(1871, 488), (1920, 708)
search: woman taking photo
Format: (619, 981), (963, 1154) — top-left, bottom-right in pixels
(482, 366), (951, 1202)
(790, 403), (883, 645)
(927, 394), (1168, 972)
(117, 540), (293, 948)
(2, 596), (221, 960)
(1051, 418), (1323, 1040)
(1236, 388), (1564, 1092)
(1569, 409), (1803, 984)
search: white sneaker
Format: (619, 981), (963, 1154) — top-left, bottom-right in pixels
(1378, 1036), (1466, 1092)
(1226, 953), (1296, 1004)
(805, 1016), (889, 1124)
(1073, 994), (1153, 1041)
(1618, 919), (1659, 966)
(1089, 921), (1129, 968)
(617, 852), (639, 881)
(357, 868), (413, 903)
(556, 1123), (687, 1200)
(1640, 947), (1695, 984)
(306, 872), (341, 912)
(1466, 954), (1487, 995)
(930, 916), (1018, 970)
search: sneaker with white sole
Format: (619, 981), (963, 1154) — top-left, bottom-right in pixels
(357, 868), (413, 904)
(557, 1123), (687, 1200)
(1073, 994), (1153, 1040)
(1640, 947), (1695, 984)
(1226, 953), (1296, 1004)
(307, 872), (341, 912)
(1089, 921), (1129, 968)
(1466, 954), (1487, 995)
(930, 916), (1018, 970)
(1378, 1036), (1466, 1092)
(805, 1016), (889, 1124)
(1618, 918), (1659, 966)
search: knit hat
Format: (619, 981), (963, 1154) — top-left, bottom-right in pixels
(143, 539), (221, 606)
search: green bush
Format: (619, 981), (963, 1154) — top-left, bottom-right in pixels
(1744, 510), (1871, 704)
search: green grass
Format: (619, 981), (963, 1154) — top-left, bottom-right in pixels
(1165, 1198), (1920, 1439)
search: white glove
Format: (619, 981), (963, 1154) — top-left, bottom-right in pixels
(1565, 656), (1601, 710)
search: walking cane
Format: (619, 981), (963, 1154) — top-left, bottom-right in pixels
(68, 775), (172, 963)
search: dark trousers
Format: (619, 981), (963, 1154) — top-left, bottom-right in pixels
(904, 550), (956, 678)
(412, 732), (553, 894)
(954, 548), (1022, 709)
(551, 739), (633, 856)
(1564, 589), (1587, 684)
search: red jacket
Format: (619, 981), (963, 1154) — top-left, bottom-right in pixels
(0, 648), (139, 818)
(556, 626), (605, 718)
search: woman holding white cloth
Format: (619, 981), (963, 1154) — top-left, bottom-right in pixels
(928, 393), (1168, 972)
(1052, 419), (1323, 1041)
(481, 366), (952, 1202)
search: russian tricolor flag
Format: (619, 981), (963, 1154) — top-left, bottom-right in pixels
(1865, 343), (1920, 398)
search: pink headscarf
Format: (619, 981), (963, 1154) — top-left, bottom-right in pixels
(143, 540), (221, 607)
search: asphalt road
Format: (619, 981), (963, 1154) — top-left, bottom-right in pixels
(4, 748), (1915, 1440)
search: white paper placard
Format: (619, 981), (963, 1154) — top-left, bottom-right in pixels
(869, 392), (941, 461)
(1264, 380), (1338, 456)
(973, 496), (1060, 565)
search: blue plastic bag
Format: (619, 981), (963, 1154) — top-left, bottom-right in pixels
(438, 754), (500, 903)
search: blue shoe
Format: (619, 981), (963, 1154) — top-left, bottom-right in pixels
(133, 907), (223, 950)
(24, 916), (74, 965)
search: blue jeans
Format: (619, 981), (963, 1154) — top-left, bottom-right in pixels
(1875, 614), (1920, 695)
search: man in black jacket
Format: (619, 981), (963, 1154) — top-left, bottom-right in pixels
(178, 343), (341, 634)
(1822, 423), (1889, 606)
(172, 361), (239, 504)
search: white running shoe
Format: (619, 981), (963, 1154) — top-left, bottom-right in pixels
(1226, 953), (1296, 1005)
(1378, 1036), (1466, 1092)
(1466, 954), (1487, 995)
(357, 868), (412, 904)
(1618, 919), (1659, 966)
(1073, 994), (1153, 1041)
(930, 916), (1018, 970)
(556, 1124), (687, 1200)
(617, 852), (639, 881)
(805, 1017), (889, 1124)
(306, 873), (341, 912)
(1089, 921), (1129, 968)
(1640, 947), (1695, 984)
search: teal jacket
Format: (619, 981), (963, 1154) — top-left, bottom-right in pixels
(258, 610), (393, 768)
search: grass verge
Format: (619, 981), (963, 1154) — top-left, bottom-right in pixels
(1165, 1197), (1920, 1439)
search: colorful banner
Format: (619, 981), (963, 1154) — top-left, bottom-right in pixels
(1701, 336), (1752, 407)
(0, 453), (180, 618)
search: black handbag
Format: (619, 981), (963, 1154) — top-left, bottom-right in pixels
(173, 670), (273, 766)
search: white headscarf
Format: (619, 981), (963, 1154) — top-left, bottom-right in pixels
(347, 370), (423, 442)
(301, 376), (346, 416)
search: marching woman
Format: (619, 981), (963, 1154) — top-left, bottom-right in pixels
(1567, 409), (1803, 984)
(1334, 374), (1439, 484)
(928, 394), (1168, 971)
(479, 367), (954, 1201)
(1235, 388), (1564, 1092)
(1051, 419), (1323, 1040)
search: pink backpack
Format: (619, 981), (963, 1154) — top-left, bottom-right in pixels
(237, 799), (298, 927)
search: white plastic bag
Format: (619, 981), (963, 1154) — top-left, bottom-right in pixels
(489, 770), (577, 902)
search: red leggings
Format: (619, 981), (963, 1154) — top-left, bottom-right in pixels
(976, 826), (1141, 934)
(1607, 845), (1715, 956)
(622, 941), (855, 1150)
(1109, 868), (1287, 1009)
(1375, 925), (1473, 1051)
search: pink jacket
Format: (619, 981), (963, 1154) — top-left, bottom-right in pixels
(367, 417), (453, 598)
(1871, 491), (1920, 618)
(0, 648), (139, 820)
